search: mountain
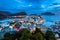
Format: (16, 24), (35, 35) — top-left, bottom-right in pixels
(0, 13), (6, 19)
(41, 12), (55, 15)
(0, 11), (11, 19)
(0, 11), (11, 16)
(0, 11), (27, 19)
(10, 12), (27, 16)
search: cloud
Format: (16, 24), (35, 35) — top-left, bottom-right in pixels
(0, 0), (60, 13)
(14, 0), (24, 3)
(47, 5), (60, 10)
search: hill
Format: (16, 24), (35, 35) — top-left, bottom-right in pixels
(41, 12), (55, 15)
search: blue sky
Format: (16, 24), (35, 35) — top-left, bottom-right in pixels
(0, 0), (60, 14)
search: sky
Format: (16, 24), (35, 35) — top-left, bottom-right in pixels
(0, 0), (60, 14)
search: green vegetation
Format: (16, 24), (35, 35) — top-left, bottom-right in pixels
(2, 32), (11, 40)
(45, 30), (56, 40)
(32, 32), (44, 40)
(19, 29), (32, 40)
(2, 28), (56, 40)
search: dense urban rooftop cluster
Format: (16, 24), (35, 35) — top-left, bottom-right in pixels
(0, 15), (60, 39)
(0, 15), (45, 31)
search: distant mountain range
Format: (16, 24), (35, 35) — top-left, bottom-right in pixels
(41, 12), (55, 15)
(0, 11), (56, 20)
(0, 11), (11, 16)
(0, 11), (11, 19)
(0, 11), (27, 19)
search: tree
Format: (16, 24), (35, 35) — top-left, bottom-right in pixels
(31, 27), (44, 40)
(4, 32), (10, 38)
(19, 29), (32, 40)
(32, 32), (44, 40)
(2, 28), (45, 40)
(45, 30), (57, 40)
(2, 37), (10, 40)
(2, 32), (17, 40)
(32, 27), (44, 36)
(9, 31), (22, 40)
(2, 32), (11, 40)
